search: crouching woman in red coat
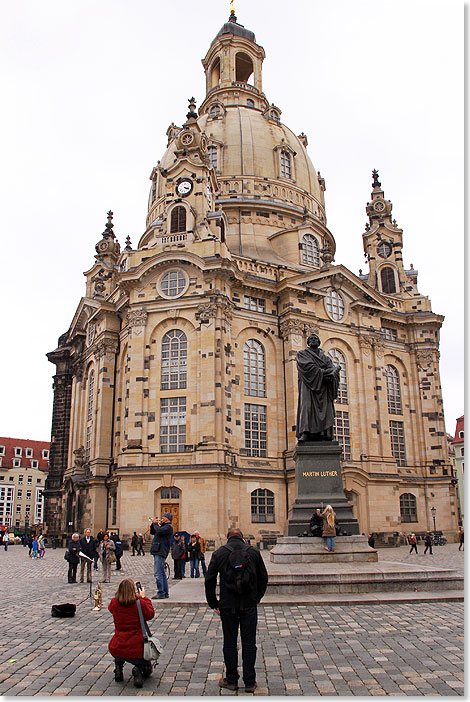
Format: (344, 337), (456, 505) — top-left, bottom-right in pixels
(108, 579), (155, 688)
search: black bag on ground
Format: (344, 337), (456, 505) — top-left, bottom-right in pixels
(51, 603), (76, 617)
(222, 542), (256, 597)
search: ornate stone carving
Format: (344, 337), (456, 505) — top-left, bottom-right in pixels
(416, 347), (437, 370)
(73, 446), (85, 471)
(71, 359), (84, 381)
(126, 309), (148, 336)
(195, 302), (218, 323)
(94, 338), (119, 361)
(280, 319), (320, 341)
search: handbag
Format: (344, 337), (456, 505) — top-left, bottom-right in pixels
(51, 603), (76, 617)
(64, 551), (70, 561)
(136, 598), (163, 662)
(108, 550), (116, 563)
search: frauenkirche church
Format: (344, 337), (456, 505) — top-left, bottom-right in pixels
(44, 10), (457, 545)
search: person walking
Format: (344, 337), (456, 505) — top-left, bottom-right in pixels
(79, 528), (97, 582)
(187, 534), (201, 578)
(317, 504), (337, 552)
(67, 533), (81, 583)
(114, 534), (124, 572)
(108, 578), (154, 688)
(100, 533), (116, 583)
(205, 528), (268, 693)
(131, 532), (139, 556)
(3, 532), (8, 551)
(38, 534), (46, 558)
(27, 534), (33, 557)
(409, 533), (418, 554)
(171, 533), (185, 580)
(459, 527), (464, 551)
(194, 531), (207, 576)
(423, 531), (433, 555)
(31, 536), (39, 559)
(137, 533), (145, 556)
(150, 514), (173, 599)
(94, 530), (104, 571)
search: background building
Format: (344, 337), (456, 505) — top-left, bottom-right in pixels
(451, 416), (464, 526)
(44, 12), (458, 546)
(0, 438), (49, 532)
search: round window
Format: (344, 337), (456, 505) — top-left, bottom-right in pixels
(325, 289), (345, 321)
(378, 241), (392, 258)
(160, 270), (187, 298)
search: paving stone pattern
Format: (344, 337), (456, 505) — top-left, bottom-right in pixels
(0, 546), (464, 696)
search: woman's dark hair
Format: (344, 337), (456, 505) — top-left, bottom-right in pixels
(115, 579), (137, 606)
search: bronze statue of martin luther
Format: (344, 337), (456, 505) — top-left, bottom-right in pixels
(296, 333), (340, 443)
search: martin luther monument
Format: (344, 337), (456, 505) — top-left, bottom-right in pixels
(287, 334), (360, 537)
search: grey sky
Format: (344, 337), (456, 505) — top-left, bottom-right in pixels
(0, 0), (462, 440)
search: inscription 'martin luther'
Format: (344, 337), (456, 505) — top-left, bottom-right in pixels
(303, 470), (338, 477)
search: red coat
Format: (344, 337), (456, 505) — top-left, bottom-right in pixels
(108, 596), (155, 659)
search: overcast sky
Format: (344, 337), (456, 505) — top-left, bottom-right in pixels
(1, 0), (463, 441)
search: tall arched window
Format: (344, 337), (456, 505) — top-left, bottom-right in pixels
(380, 266), (397, 294)
(208, 145), (218, 169)
(302, 234), (320, 267)
(385, 365), (402, 414)
(251, 488), (274, 523)
(210, 57), (220, 88)
(328, 349), (348, 404)
(170, 206), (186, 233)
(161, 330), (187, 390)
(244, 339), (266, 397)
(235, 52), (253, 82)
(86, 370), (94, 461)
(400, 493), (417, 522)
(280, 150), (292, 179)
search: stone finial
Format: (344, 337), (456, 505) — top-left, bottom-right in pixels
(103, 210), (115, 239)
(320, 244), (334, 268)
(187, 97), (198, 120)
(372, 169), (381, 188)
(124, 236), (132, 251)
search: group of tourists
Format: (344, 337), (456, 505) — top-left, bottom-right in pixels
(170, 530), (207, 579)
(65, 529), (124, 583)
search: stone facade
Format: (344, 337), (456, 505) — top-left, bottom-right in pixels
(45, 12), (458, 546)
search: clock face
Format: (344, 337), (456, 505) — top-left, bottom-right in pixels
(176, 179), (193, 197)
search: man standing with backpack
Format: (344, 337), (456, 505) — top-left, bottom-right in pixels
(205, 528), (268, 693)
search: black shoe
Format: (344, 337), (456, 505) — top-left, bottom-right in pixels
(245, 682), (257, 693)
(142, 663), (153, 679)
(219, 677), (238, 691)
(152, 594), (166, 599)
(114, 662), (124, 682)
(132, 666), (143, 688)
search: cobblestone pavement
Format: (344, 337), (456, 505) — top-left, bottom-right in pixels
(0, 546), (464, 696)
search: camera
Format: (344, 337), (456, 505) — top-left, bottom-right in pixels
(135, 581), (142, 592)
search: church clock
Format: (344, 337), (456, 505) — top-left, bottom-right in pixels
(176, 178), (193, 197)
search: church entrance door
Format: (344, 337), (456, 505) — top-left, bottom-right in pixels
(161, 504), (179, 533)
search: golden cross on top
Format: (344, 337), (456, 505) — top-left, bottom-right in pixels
(230, 0), (235, 15)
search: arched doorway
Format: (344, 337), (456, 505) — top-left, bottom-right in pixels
(155, 487), (181, 532)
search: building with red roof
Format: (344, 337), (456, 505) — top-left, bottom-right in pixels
(0, 437), (50, 532)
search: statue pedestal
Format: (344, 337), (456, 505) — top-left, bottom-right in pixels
(270, 535), (377, 563)
(287, 441), (359, 536)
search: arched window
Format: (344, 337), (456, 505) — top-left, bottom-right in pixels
(302, 234), (320, 267)
(246, 98), (255, 107)
(380, 266), (397, 294)
(86, 370), (94, 461)
(161, 330), (187, 390)
(210, 57), (220, 88)
(280, 150), (292, 179)
(208, 145), (218, 169)
(251, 488), (274, 523)
(385, 365), (402, 414)
(328, 349), (348, 404)
(235, 52), (253, 82)
(170, 206), (186, 233)
(400, 493), (417, 522)
(270, 110), (280, 122)
(160, 487), (180, 500)
(244, 339), (266, 397)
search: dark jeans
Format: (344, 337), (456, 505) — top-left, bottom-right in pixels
(424, 544), (433, 554)
(200, 555), (207, 576)
(137, 545), (145, 555)
(409, 544), (418, 554)
(116, 555), (122, 571)
(68, 562), (78, 582)
(220, 606), (257, 687)
(174, 559), (184, 579)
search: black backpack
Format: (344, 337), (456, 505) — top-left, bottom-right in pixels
(223, 542), (256, 598)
